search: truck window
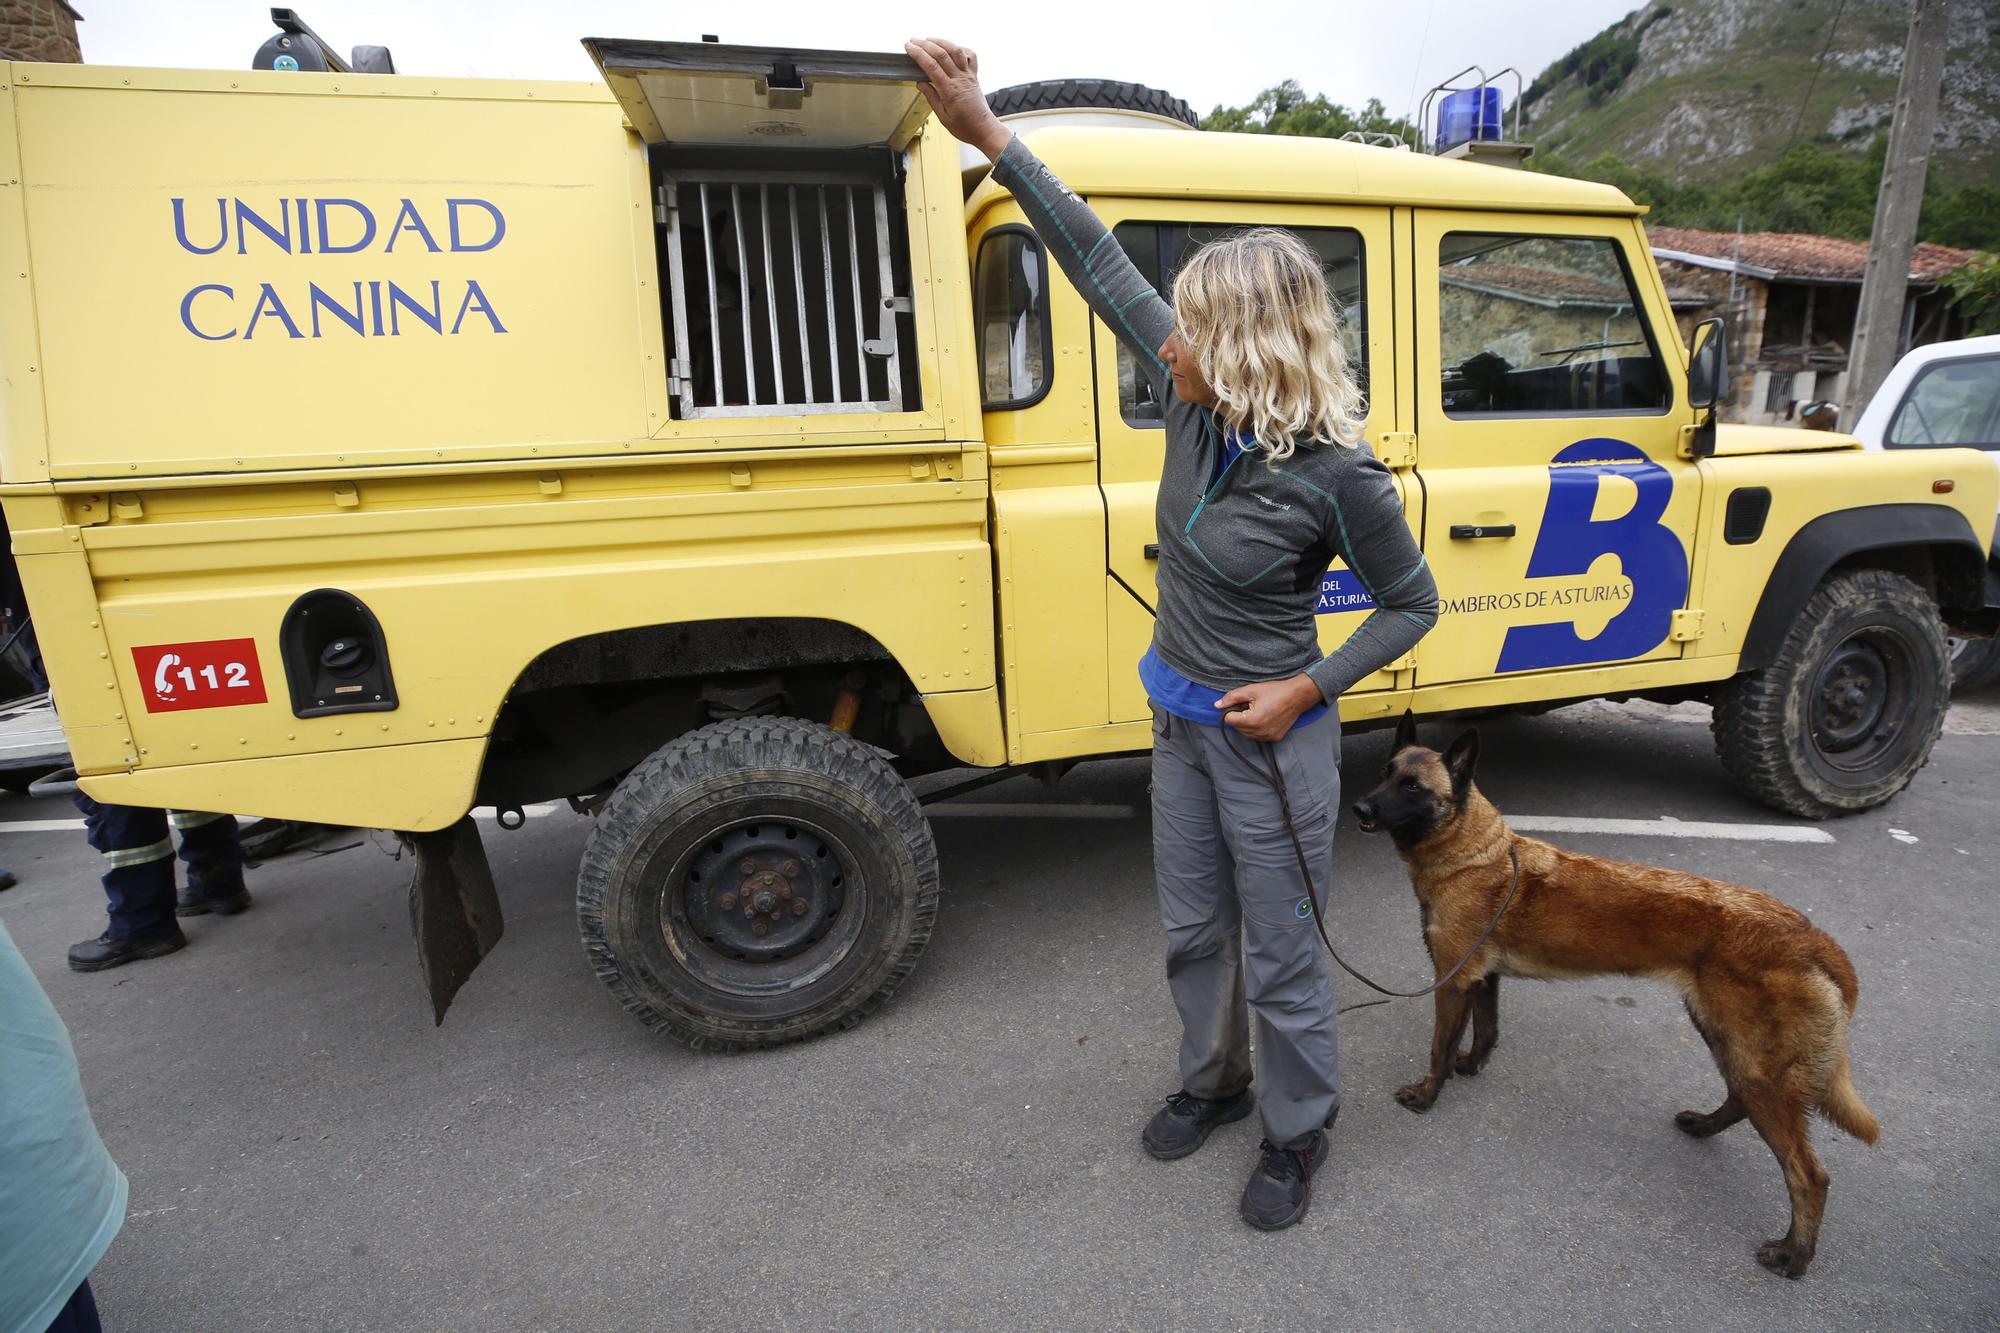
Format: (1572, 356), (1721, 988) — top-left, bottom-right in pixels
(1438, 233), (1668, 417)
(1110, 223), (1366, 427)
(1885, 355), (2000, 449)
(976, 227), (1052, 409)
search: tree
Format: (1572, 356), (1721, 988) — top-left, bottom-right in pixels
(1203, 83), (1412, 142)
(1940, 253), (2000, 335)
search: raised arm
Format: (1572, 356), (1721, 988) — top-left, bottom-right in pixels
(906, 38), (1173, 388)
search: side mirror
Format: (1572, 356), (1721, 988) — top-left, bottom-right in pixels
(1687, 317), (1726, 412)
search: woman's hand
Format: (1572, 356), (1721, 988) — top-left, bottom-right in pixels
(905, 37), (1013, 161)
(1216, 675), (1324, 743)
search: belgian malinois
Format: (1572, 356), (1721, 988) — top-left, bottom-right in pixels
(1351, 714), (1878, 1279)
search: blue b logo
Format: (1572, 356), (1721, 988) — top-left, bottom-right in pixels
(1496, 439), (1688, 673)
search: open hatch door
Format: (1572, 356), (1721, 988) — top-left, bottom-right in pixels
(583, 38), (930, 150)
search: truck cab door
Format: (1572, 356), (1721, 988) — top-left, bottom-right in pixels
(1409, 212), (1701, 689)
(1091, 201), (1409, 721)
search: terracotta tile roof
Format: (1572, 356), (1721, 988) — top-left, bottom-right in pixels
(1444, 263), (1706, 308)
(1647, 225), (1977, 284)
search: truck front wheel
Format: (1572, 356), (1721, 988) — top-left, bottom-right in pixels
(576, 717), (939, 1050)
(1711, 568), (1950, 818)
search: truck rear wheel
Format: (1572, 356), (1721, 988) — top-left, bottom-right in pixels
(576, 717), (938, 1051)
(1947, 633), (2000, 693)
(1711, 568), (1949, 818)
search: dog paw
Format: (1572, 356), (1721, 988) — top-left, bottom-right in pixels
(1674, 1109), (1716, 1137)
(1755, 1240), (1810, 1280)
(1393, 1082), (1436, 1113)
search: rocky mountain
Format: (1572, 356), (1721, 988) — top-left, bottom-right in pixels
(1519, 0), (1999, 190)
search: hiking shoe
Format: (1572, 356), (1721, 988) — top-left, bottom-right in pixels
(1142, 1087), (1254, 1161)
(176, 879), (252, 918)
(67, 923), (188, 972)
(1239, 1129), (1331, 1231)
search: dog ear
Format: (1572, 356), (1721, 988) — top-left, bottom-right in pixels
(1393, 709), (1418, 753)
(1444, 728), (1480, 791)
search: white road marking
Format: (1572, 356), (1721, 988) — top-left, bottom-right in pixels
(1507, 815), (1834, 844)
(926, 803), (1135, 820)
(1888, 828), (1920, 844)
(471, 803), (565, 820)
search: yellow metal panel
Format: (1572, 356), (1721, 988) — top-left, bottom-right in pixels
(966, 126), (1641, 221)
(1688, 448), (1999, 659)
(0, 72), (47, 484)
(10, 539), (132, 771)
(35, 454), (994, 823)
(13, 70), (649, 478)
(916, 686), (1005, 768)
(1410, 208), (1702, 687)
(991, 472), (1109, 750)
(80, 738), (486, 832)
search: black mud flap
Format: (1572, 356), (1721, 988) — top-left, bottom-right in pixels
(404, 817), (504, 1024)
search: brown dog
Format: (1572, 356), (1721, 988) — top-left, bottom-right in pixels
(1351, 713), (1878, 1279)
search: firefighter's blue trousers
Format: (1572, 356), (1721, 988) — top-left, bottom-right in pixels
(73, 796), (243, 938)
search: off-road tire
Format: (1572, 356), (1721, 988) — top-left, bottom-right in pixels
(576, 717), (938, 1051)
(986, 78), (1198, 129)
(1947, 633), (2000, 693)
(1711, 568), (1949, 819)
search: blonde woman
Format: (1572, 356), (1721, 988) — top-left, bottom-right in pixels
(909, 38), (1439, 1229)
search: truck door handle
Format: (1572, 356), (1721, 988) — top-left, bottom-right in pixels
(1450, 523), (1516, 540)
(1143, 543), (1160, 559)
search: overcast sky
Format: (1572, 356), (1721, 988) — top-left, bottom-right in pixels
(74, 0), (1642, 123)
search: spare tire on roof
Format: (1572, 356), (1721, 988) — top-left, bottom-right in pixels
(985, 78), (1199, 128)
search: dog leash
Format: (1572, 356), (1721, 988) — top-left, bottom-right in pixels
(1216, 720), (1521, 1013)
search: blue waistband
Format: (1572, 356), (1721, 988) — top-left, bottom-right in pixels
(1139, 644), (1327, 728)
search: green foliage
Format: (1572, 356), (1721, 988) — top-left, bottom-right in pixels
(1940, 253), (2000, 335)
(1524, 7), (1670, 108)
(1531, 135), (2000, 253)
(1202, 82), (1412, 142)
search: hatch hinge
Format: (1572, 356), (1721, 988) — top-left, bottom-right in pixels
(1670, 609), (1706, 642)
(1375, 432), (1417, 470)
(654, 183), (673, 226)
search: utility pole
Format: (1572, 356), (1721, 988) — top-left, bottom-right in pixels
(1841, 0), (1947, 427)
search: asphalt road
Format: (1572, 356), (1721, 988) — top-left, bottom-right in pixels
(3, 695), (1997, 1331)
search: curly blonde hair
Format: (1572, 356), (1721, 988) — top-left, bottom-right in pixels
(1171, 227), (1366, 461)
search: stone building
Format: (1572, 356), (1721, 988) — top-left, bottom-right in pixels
(1648, 225), (1977, 427)
(0, 0), (79, 63)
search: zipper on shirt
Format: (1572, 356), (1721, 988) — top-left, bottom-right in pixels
(1183, 413), (1250, 536)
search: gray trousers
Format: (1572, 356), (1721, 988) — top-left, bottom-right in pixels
(1149, 705), (1341, 1145)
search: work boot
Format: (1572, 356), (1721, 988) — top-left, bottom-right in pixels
(1142, 1087), (1254, 1161)
(176, 877), (252, 918)
(1239, 1127), (1331, 1231)
(66, 922), (187, 972)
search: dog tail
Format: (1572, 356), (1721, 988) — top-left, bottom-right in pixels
(1819, 1051), (1880, 1145)
(1811, 930), (1861, 1015)
(1808, 931), (1878, 1144)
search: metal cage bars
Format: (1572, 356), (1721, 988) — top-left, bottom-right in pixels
(659, 170), (908, 419)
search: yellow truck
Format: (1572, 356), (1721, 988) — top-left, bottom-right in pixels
(3, 41), (1993, 1047)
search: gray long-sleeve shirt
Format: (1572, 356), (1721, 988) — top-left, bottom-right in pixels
(990, 137), (1439, 703)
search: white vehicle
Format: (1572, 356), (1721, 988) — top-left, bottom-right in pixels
(1852, 335), (2000, 691)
